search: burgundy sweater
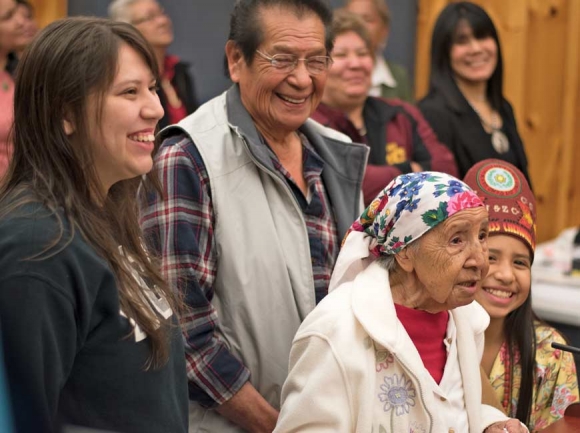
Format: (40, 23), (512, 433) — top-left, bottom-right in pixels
(312, 97), (458, 205)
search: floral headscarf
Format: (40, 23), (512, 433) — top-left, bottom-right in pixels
(329, 172), (483, 291)
(349, 172), (483, 256)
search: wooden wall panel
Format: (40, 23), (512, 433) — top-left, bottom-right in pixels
(415, 0), (580, 242)
(520, 0), (569, 242)
(415, 0), (448, 99)
(559, 0), (580, 231)
(28, 0), (67, 28)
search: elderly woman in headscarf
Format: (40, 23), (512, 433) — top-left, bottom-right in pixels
(275, 172), (528, 432)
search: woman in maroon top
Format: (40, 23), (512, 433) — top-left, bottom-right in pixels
(311, 9), (457, 205)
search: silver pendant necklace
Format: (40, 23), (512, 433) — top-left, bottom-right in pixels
(469, 104), (510, 154)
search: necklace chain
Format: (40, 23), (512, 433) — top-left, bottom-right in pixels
(468, 101), (511, 154)
(469, 103), (500, 132)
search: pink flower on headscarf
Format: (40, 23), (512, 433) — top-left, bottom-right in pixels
(390, 241), (404, 251)
(446, 191), (483, 216)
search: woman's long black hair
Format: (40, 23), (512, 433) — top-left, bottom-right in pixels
(503, 292), (537, 425)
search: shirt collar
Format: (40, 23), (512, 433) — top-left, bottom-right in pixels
(372, 54), (397, 89)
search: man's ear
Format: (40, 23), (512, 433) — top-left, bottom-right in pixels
(394, 246), (415, 273)
(225, 40), (244, 83)
(63, 116), (75, 136)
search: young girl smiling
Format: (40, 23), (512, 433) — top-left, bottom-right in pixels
(464, 159), (579, 431)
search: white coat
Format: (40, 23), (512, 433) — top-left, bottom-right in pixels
(275, 262), (508, 432)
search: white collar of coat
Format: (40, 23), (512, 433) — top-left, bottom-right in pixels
(372, 54), (397, 88)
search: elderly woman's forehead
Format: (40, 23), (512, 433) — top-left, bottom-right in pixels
(411, 207), (488, 249)
(441, 206), (489, 229)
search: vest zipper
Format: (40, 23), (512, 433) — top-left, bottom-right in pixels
(229, 124), (316, 295)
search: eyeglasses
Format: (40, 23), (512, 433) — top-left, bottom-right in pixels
(255, 50), (333, 75)
(131, 7), (167, 26)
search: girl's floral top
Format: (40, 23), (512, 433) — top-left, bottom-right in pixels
(488, 323), (579, 432)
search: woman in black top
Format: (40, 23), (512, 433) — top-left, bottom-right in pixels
(0, 17), (187, 433)
(418, 2), (531, 184)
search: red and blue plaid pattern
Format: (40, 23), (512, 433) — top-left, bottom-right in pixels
(141, 131), (339, 407)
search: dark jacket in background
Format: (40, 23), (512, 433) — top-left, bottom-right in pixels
(312, 97), (458, 205)
(418, 86), (531, 185)
(6, 53), (18, 76)
(158, 59), (198, 129)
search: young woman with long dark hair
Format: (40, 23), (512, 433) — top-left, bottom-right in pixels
(0, 17), (187, 433)
(419, 2), (531, 184)
(464, 159), (578, 431)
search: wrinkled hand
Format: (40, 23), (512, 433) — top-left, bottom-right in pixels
(485, 418), (529, 433)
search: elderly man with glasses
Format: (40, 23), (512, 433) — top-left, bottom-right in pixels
(140, 0), (368, 432)
(109, 0), (198, 127)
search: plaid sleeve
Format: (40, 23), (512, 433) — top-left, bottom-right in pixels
(141, 133), (250, 407)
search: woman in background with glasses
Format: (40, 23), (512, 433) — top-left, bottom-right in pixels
(109, 0), (198, 128)
(418, 2), (531, 184)
(345, 0), (413, 102)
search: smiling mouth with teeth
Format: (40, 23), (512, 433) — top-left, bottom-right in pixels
(278, 94), (307, 104)
(128, 134), (155, 142)
(484, 288), (513, 299)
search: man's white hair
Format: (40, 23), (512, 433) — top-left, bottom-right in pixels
(108, 0), (145, 23)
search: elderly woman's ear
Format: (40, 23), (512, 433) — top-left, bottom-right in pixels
(394, 246), (415, 274)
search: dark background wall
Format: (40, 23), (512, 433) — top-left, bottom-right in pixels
(68, 0), (417, 104)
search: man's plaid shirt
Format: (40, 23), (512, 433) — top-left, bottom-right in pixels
(141, 131), (339, 407)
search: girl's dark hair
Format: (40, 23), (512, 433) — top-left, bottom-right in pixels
(427, 1), (503, 110)
(503, 294), (537, 425)
(224, 0), (334, 77)
(0, 17), (179, 369)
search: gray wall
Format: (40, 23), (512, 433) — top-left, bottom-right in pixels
(380, 0), (418, 86)
(329, 0), (418, 86)
(68, 0), (417, 104)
